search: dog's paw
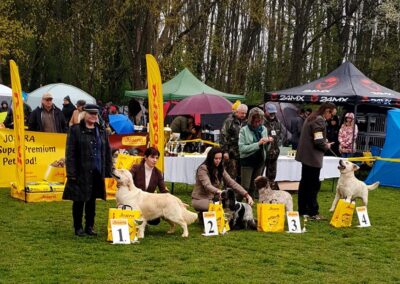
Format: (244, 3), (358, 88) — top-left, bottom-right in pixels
(167, 229), (175, 234)
(181, 233), (189, 237)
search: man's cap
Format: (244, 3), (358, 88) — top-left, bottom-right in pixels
(266, 103), (277, 113)
(64, 96), (71, 102)
(83, 104), (100, 113)
(42, 93), (53, 100)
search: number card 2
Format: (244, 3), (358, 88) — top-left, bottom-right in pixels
(111, 219), (131, 244)
(356, 206), (371, 227)
(286, 211), (302, 233)
(202, 211), (218, 236)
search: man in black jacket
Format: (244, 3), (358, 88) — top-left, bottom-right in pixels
(28, 92), (67, 133)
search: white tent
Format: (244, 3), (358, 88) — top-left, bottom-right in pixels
(0, 84), (12, 105)
(27, 83), (96, 109)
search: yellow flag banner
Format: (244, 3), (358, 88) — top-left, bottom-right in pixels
(0, 130), (67, 187)
(146, 54), (164, 172)
(9, 60), (25, 191)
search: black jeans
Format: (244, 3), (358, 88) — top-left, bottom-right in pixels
(72, 170), (101, 230)
(298, 164), (321, 216)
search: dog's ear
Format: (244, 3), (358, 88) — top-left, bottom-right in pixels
(352, 163), (360, 171)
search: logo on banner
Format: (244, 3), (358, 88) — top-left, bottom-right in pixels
(361, 79), (381, 92)
(311, 93), (319, 103)
(121, 136), (147, 146)
(315, 76), (339, 90)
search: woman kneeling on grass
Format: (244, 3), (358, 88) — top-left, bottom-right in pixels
(191, 147), (254, 221)
(129, 147), (169, 225)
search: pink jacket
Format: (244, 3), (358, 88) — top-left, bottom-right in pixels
(338, 124), (358, 153)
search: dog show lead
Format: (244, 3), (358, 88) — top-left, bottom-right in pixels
(63, 104), (113, 237)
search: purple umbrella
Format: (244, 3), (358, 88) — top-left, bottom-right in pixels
(168, 93), (233, 115)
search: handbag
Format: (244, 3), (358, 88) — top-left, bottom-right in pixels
(257, 202), (285, 232)
(330, 199), (355, 228)
(208, 202), (230, 234)
(107, 205), (142, 241)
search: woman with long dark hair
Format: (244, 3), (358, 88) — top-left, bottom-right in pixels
(295, 102), (336, 221)
(191, 147), (253, 213)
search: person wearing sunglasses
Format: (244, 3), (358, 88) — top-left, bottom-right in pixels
(28, 92), (67, 133)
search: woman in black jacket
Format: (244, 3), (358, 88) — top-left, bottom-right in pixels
(63, 104), (113, 236)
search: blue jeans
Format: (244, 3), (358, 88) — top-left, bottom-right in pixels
(341, 153), (353, 158)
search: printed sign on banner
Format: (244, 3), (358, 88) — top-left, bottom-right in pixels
(356, 206), (371, 227)
(286, 211), (302, 233)
(202, 211), (218, 236)
(111, 219), (131, 244)
(0, 129), (67, 187)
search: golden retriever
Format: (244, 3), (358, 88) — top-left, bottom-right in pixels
(113, 168), (197, 238)
(329, 160), (379, 212)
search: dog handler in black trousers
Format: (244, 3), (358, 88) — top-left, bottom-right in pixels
(295, 102), (336, 221)
(63, 104), (113, 236)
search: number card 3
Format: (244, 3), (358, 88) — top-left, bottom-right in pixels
(356, 206), (371, 227)
(111, 219), (131, 244)
(286, 211), (302, 233)
(203, 211), (218, 236)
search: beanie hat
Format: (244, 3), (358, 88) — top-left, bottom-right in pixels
(345, 112), (354, 119)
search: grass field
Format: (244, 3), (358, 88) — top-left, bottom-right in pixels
(0, 182), (399, 283)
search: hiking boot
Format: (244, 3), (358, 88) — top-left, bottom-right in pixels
(85, 227), (98, 236)
(75, 228), (86, 237)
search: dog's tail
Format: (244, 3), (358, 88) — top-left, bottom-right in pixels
(367, 181), (380, 191)
(183, 209), (198, 225)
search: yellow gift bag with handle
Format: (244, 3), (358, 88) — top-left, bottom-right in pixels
(330, 199), (355, 228)
(107, 205), (142, 242)
(208, 202), (230, 234)
(257, 203), (285, 232)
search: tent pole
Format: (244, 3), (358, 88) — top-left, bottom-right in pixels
(352, 103), (358, 154)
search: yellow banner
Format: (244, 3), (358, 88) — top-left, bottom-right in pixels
(146, 54), (164, 172)
(0, 130), (67, 187)
(9, 60), (25, 191)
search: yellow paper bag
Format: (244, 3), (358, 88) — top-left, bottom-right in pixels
(107, 207), (141, 241)
(208, 202), (230, 234)
(257, 203), (285, 232)
(330, 199), (355, 228)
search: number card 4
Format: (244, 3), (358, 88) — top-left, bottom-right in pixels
(356, 206), (371, 227)
(286, 211), (302, 233)
(202, 211), (218, 236)
(111, 219), (131, 244)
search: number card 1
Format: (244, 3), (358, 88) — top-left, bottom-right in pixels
(111, 219), (131, 244)
(356, 206), (371, 227)
(202, 211), (218, 236)
(286, 211), (302, 233)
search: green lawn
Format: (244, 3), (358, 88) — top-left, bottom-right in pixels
(0, 182), (399, 283)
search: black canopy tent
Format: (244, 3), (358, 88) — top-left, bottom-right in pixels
(264, 62), (400, 153)
(264, 62), (400, 107)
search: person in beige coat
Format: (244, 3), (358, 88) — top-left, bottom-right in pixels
(191, 147), (254, 214)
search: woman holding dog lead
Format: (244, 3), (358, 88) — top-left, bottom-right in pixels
(63, 104), (113, 237)
(192, 147), (254, 218)
(238, 107), (273, 199)
(295, 102), (336, 221)
(129, 147), (169, 225)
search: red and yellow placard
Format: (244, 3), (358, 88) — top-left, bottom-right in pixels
(9, 60), (25, 192)
(146, 54), (164, 172)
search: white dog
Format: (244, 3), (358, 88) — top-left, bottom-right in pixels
(255, 176), (293, 212)
(113, 168), (197, 238)
(329, 160), (379, 212)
